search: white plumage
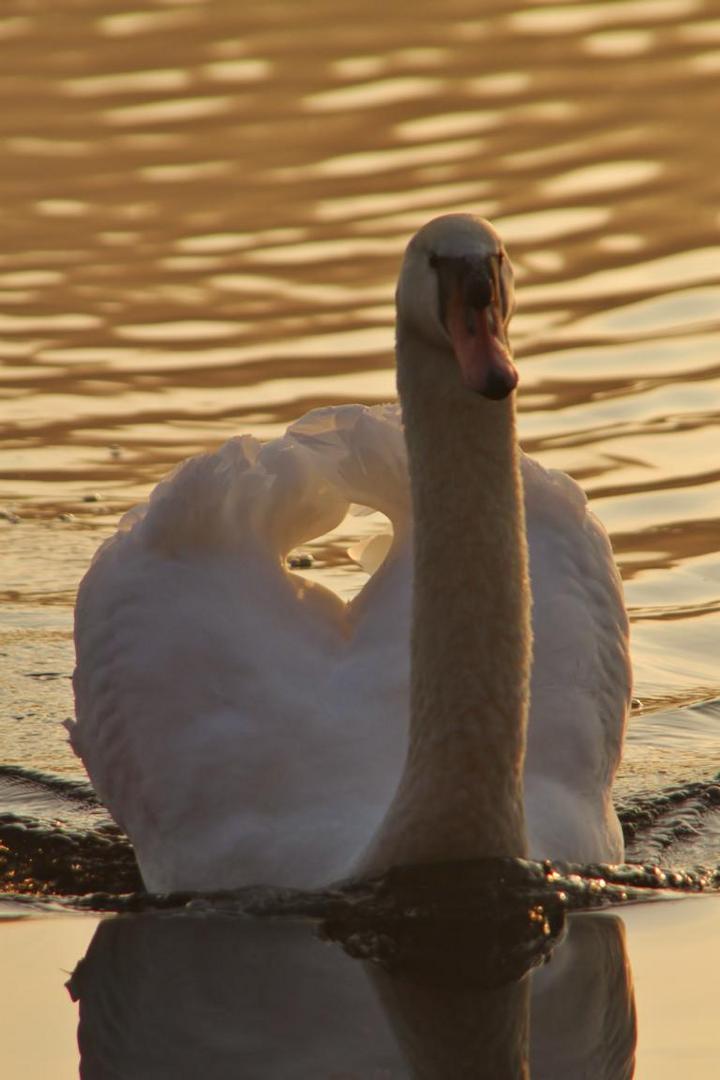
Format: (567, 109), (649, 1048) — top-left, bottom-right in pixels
(71, 216), (631, 892)
(72, 405), (629, 889)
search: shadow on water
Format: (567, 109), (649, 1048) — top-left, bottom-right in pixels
(66, 873), (636, 1079)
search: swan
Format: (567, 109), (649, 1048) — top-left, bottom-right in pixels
(70, 214), (631, 891)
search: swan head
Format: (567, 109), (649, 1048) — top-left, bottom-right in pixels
(396, 214), (517, 400)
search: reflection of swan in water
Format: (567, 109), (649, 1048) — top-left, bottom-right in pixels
(71, 215), (630, 892)
(70, 917), (401, 1080)
(68, 907), (636, 1078)
(530, 915), (636, 1079)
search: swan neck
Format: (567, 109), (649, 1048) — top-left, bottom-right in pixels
(359, 328), (531, 872)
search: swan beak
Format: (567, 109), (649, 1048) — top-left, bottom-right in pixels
(441, 255), (518, 400)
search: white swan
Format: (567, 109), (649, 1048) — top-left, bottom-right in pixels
(70, 215), (631, 891)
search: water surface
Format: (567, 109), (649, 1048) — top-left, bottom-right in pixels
(1, 0), (720, 1074)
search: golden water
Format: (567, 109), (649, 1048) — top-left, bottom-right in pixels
(2, 0), (719, 786)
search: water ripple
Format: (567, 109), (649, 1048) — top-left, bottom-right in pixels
(2, 0), (719, 809)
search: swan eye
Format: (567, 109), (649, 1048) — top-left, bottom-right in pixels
(428, 253), (439, 269)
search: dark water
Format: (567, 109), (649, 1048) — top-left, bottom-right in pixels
(2, 760), (720, 903)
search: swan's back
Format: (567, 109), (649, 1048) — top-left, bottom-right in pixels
(72, 404), (629, 889)
(72, 408), (413, 890)
(522, 457), (630, 861)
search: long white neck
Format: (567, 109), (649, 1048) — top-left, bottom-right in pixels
(358, 328), (531, 874)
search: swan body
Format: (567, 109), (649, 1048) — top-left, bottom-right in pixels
(71, 216), (630, 891)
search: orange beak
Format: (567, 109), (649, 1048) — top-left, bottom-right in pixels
(444, 257), (517, 400)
